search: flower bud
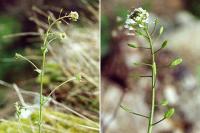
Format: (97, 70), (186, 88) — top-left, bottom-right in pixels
(59, 32), (67, 39)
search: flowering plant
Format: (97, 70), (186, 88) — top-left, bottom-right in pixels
(121, 7), (182, 133)
(15, 10), (80, 133)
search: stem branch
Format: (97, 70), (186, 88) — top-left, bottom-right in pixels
(120, 105), (149, 119)
(152, 117), (166, 126)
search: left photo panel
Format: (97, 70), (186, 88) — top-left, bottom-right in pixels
(0, 0), (100, 133)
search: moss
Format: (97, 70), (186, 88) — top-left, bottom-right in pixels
(0, 108), (99, 133)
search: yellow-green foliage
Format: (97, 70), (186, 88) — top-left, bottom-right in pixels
(0, 108), (99, 133)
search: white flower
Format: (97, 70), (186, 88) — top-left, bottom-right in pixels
(69, 11), (79, 21)
(124, 7), (149, 31)
(126, 18), (135, 24)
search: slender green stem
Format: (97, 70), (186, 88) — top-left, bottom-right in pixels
(38, 14), (71, 133)
(37, 11), (77, 132)
(154, 47), (162, 54)
(150, 19), (158, 36)
(39, 51), (46, 133)
(120, 105), (149, 119)
(139, 75), (152, 78)
(146, 29), (157, 133)
(47, 77), (76, 98)
(134, 62), (152, 67)
(17, 55), (39, 71)
(152, 117), (165, 126)
(128, 111), (149, 119)
(136, 46), (150, 49)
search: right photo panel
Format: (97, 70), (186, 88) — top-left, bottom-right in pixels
(101, 0), (200, 133)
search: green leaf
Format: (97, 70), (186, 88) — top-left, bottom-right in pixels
(170, 58), (183, 68)
(161, 40), (168, 48)
(164, 108), (175, 118)
(161, 100), (168, 106)
(128, 43), (137, 48)
(159, 26), (164, 35)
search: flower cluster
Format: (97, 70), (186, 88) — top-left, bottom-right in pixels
(124, 7), (149, 31)
(69, 11), (79, 21)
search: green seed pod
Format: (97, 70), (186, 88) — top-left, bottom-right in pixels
(161, 40), (168, 49)
(164, 108), (175, 118)
(170, 58), (183, 68)
(128, 43), (137, 48)
(159, 26), (164, 35)
(161, 100), (168, 106)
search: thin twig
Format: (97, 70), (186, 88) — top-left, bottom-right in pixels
(17, 55), (40, 71)
(47, 77), (76, 97)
